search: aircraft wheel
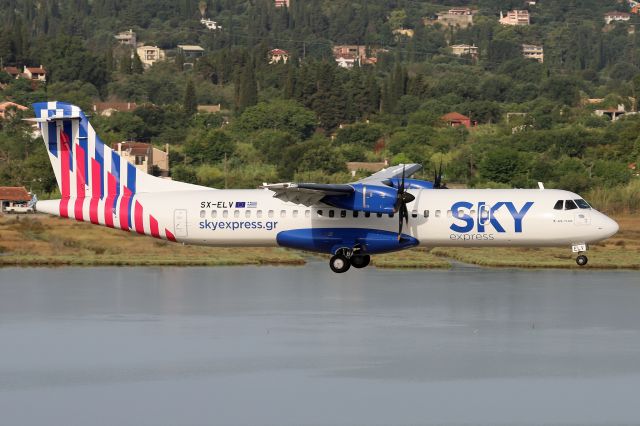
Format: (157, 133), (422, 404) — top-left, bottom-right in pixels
(350, 254), (371, 269)
(576, 255), (588, 267)
(329, 254), (351, 273)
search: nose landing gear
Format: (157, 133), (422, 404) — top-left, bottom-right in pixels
(329, 254), (351, 273)
(576, 255), (588, 266)
(572, 243), (588, 267)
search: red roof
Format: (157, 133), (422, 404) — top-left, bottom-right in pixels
(3, 66), (19, 75)
(0, 186), (31, 202)
(270, 49), (289, 55)
(111, 142), (151, 156)
(26, 67), (46, 74)
(441, 112), (470, 121)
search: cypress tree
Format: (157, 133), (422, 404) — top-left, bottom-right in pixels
(132, 52), (144, 74)
(236, 63), (257, 113)
(184, 79), (198, 116)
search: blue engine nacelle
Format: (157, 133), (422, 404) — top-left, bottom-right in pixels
(387, 178), (434, 190)
(322, 183), (398, 214)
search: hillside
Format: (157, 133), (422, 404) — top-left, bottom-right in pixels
(0, 0), (639, 213)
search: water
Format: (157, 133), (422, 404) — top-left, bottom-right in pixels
(1, 263), (639, 426)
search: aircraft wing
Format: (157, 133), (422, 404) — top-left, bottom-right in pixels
(356, 163), (422, 185)
(261, 183), (353, 206)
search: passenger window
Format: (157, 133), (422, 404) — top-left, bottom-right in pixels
(305, 210), (310, 218)
(317, 210), (323, 216)
(553, 200), (563, 210)
(365, 212), (371, 218)
(340, 210), (346, 218)
(470, 210), (476, 216)
(268, 210), (274, 218)
(280, 210), (286, 218)
(329, 210), (335, 218)
(435, 210), (441, 218)
(245, 210), (251, 218)
(575, 199), (591, 209)
(293, 210), (299, 218)
(200, 210), (205, 218)
(223, 210), (229, 218)
(234, 210), (240, 218)
(480, 210), (489, 220)
(424, 210), (429, 218)
(446, 210), (451, 218)
(412, 210), (418, 218)
(257, 210), (263, 218)
(565, 200), (578, 210)
(211, 211), (217, 218)
(353, 211), (359, 218)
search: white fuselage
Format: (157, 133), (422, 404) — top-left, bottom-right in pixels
(65, 187), (616, 249)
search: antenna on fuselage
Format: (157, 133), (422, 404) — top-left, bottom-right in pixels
(538, 182), (545, 190)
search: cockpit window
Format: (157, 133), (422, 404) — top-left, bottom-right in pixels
(574, 199), (591, 209)
(565, 200), (578, 210)
(553, 200), (563, 210)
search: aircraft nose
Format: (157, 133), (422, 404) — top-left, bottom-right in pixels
(595, 214), (619, 238)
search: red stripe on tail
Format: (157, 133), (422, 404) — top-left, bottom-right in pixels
(59, 130), (71, 217)
(149, 215), (160, 238)
(119, 186), (132, 231)
(90, 158), (101, 224)
(165, 229), (177, 242)
(134, 201), (145, 234)
(74, 144), (86, 221)
(104, 172), (117, 228)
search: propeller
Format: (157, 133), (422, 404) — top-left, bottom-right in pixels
(395, 165), (415, 240)
(433, 160), (447, 189)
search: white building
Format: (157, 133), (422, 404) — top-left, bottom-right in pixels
(200, 19), (221, 30)
(114, 29), (137, 47)
(499, 10), (530, 26)
(522, 44), (544, 63)
(136, 46), (166, 68)
(450, 44), (479, 59)
(604, 11), (631, 24)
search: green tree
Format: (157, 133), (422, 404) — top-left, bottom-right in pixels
(184, 79), (198, 117)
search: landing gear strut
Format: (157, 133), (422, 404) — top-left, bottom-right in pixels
(329, 248), (371, 273)
(572, 243), (588, 267)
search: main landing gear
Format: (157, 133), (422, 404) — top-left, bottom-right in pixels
(329, 248), (371, 273)
(572, 243), (588, 267)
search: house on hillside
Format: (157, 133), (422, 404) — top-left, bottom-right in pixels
(200, 19), (221, 30)
(0, 101), (28, 120)
(23, 65), (46, 82)
(136, 46), (166, 68)
(115, 29), (137, 47)
(595, 104), (630, 121)
(441, 112), (475, 128)
(92, 102), (138, 117)
(274, 0), (289, 7)
(333, 45), (382, 68)
(2, 66), (20, 79)
(522, 44), (544, 62)
(0, 187), (31, 213)
(604, 11), (631, 24)
(113, 142), (170, 177)
(268, 49), (289, 64)
(393, 28), (415, 38)
(500, 10), (530, 26)
(450, 44), (479, 60)
(435, 8), (475, 29)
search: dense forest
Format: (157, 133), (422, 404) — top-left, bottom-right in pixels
(1, 0), (639, 212)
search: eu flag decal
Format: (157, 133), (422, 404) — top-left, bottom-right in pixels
(236, 201), (246, 208)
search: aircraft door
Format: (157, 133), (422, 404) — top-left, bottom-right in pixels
(174, 209), (188, 237)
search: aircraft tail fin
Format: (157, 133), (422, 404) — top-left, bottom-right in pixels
(31, 101), (206, 236)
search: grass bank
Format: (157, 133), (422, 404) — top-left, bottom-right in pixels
(1, 214), (638, 269)
(0, 215), (304, 267)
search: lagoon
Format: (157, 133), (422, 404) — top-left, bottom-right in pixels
(1, 263), (639, 425)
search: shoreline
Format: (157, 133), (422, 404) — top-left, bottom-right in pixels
(1, 214), (638, 270)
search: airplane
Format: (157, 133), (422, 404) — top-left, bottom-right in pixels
(30, 102), (619, 273)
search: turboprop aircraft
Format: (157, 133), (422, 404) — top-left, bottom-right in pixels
(30, 102), (619, 273)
